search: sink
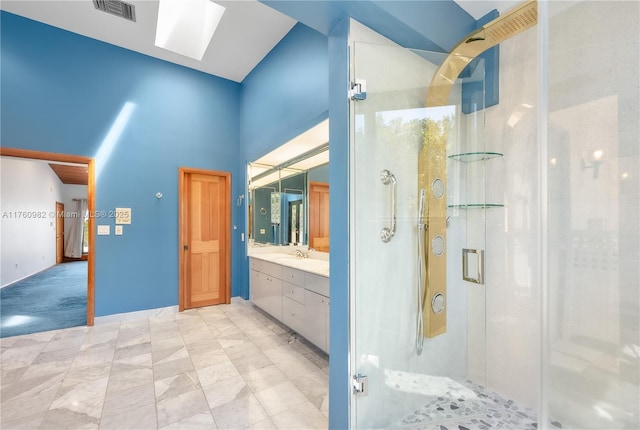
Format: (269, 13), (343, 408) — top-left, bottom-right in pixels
(249, 252), (330, 277)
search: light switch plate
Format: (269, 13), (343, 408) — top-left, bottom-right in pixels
(115, 208), (131, 225)
(115, 225), (123, 235)
(97, 225), (110, 235)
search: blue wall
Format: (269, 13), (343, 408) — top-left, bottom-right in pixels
(308, 163), (329, 183)
(236, 22), (329, 299)
(240, 23), (329, 162)
(327, 17), (351, 429)
(263, 0), (475, 51)
(1, 11), (241, 316)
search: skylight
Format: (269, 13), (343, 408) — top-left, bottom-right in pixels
(155, 0), (226, 61)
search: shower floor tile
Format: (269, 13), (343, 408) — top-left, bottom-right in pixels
(394, 379), (563, 430)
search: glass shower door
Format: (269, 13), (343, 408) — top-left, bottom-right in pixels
(350, 41), (490, 429)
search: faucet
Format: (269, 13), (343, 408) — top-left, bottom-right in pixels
(295, 249), (308, 259)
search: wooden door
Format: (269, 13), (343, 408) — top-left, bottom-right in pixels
(179, 168), (230, 310)
(308, 182), (330, 252)
(56, 202), (64, 264)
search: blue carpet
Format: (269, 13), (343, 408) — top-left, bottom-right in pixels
(1, 261), (87, 338)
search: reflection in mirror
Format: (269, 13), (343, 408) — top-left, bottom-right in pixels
(308, 181), (329, 252)
(247, 120), (329, 250)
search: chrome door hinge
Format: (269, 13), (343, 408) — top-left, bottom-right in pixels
(349, 79), (367, 101)
(352, 374), (368, 396)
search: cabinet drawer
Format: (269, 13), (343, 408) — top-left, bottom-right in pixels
(282, 296), (305, 333)
(305, 272), (329, 297)
(250, 258), (281, 278)
(281, 266), (305, 287)
(282, 281), (305, 304)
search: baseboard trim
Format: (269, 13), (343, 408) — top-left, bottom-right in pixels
(94, 305), (178, 325)
(1, 264), (57, 289)
(94, 299), (248, 326)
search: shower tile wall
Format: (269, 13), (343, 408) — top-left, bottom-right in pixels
(483, 24), (540, 409)
(483, 1), (639, 428)
(545, 2), (639, 428)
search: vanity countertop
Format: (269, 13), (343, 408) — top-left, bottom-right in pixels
(248, 250), (329, 277)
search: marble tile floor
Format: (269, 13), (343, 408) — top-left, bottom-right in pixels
(1, 298), (329, 430)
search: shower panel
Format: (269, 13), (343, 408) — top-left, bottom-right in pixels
(426, 0), (538, 107)
(417, 112), (448, 339)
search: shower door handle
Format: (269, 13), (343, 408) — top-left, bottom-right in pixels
(462, 248), (485, 284)
(380, 169), (397, 243)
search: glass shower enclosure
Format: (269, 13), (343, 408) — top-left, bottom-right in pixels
(348, 1), (640, 427)
(350, 39), (496, 428)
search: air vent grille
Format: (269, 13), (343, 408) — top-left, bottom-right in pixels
(93, 0), (136, 22)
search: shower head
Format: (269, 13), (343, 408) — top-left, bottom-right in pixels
(418, 188), (427, 227)
(426, 0), (538, 107)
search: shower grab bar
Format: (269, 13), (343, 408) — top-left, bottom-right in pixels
(380, 169), (397, 243)
(416, 189), (427, 355)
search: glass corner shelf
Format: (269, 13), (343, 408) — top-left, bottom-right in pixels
(448, 152), (503, 163)
(448, 203), (505, 209)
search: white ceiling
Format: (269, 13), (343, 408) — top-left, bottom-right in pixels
(0, 0), (513, 83)
(0, 0), (297, 83)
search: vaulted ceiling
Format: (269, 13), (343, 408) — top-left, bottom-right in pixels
(0, 0), (296, 83)
(0, 0), (513, 83)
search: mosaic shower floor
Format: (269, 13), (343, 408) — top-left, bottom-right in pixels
(393, 379), (563, 430)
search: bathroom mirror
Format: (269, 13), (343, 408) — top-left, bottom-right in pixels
(248, 119), (329, 250)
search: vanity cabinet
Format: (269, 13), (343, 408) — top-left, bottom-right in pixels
(249, 260), (282, 321)
(250, 257), (329, 354)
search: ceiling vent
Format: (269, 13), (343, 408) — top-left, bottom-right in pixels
(93, 0), (136, 22)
